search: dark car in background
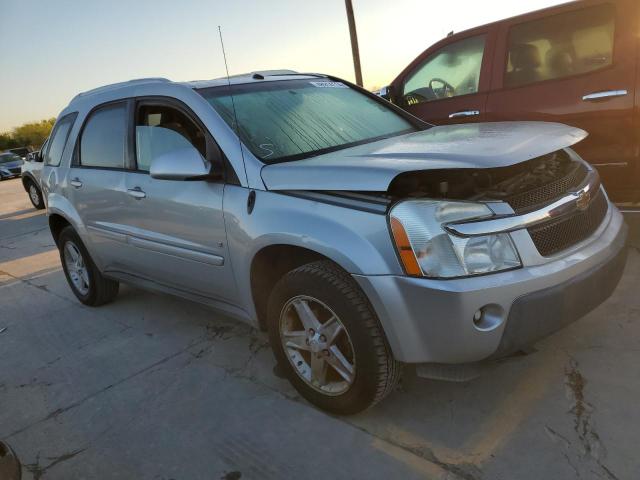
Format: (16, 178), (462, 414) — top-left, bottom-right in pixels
(7, 147), (32, 161)
(0, 153), (24, 180)
(381, 0), (639, 207)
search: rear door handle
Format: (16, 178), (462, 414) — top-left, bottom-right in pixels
(449, 110), (480, 119)
(582, 90), (628, 101)
(70, 178), (83, 188)
(127, 187), (146, 199)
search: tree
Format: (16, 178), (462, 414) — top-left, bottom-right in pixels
(0, 118), (55, 151)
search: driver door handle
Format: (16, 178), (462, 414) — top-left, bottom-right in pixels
(582, 90), (628, 101)
(449, 110), (480, 119)
(70, 178), (83, 188)
(127, 187), (146, 199)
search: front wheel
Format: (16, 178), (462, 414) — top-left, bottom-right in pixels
(267, 260), (401, 414)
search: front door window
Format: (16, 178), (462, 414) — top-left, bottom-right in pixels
(402, 35), (486, 106)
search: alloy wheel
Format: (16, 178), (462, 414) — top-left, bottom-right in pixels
(63, 241), (90, 295)
(279, 295), (356, 396)
(29, 184), (40, 205)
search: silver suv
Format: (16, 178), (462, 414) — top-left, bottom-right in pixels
(41, 72), (627, 414)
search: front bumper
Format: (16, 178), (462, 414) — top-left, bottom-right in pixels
(354, 206), (628, 364)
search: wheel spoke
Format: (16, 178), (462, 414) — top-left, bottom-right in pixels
(310, 354), (328, 386)
(65, 244), (79, 262)
(321, 316), (343, 344)
(327, 345), (355, 383)
(283, 330), (310, 351)
(292, 299), (321, 331)
(79, 268), (90, 288)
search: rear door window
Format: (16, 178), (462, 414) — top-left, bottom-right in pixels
(79, 102), (127, 168)
(44, 113), (77, 166)
(505, 4), (615, 88)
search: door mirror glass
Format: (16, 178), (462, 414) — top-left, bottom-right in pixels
(377, 86), (391, 100)
(149, 145), (211, 180)
(402, 35), (486, 106)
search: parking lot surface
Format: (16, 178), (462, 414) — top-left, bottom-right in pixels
(1, 178), (639, 480)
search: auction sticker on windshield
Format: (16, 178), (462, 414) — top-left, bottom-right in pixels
(310, 81), (348, 88)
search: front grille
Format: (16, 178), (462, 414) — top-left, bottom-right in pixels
(506, 162), (588, 214)
(528, 189), (608, 257)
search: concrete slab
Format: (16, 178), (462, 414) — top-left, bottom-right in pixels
(1, 178), (639, 480)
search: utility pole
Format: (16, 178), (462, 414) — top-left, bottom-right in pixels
(344, 0), (363, 87)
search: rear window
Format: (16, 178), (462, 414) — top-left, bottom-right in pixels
(197, 79), (417, 163)
(44, 113), (77, 167)
(505, 4), (616, 88)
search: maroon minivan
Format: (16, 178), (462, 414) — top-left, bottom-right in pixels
(382, 0), (638, 205)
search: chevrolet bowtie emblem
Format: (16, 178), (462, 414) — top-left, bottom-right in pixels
(575, 190), (591, 211)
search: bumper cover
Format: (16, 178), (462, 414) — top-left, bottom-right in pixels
(354, 207), (628, 364)
(491, 234), (627, 357)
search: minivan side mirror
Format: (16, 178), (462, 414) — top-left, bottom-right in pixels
(149, 147), (211, 181)
(34, 151), (44, 163)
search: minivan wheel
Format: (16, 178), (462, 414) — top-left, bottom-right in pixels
(58, 226), (119, 306)
(27, 181), (44, 209)
(267, 260), (401, 414)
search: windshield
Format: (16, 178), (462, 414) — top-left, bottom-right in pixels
(197, 79), (417, 163)
(0, 153), (22, 164)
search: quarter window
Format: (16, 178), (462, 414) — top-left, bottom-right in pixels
(505, 4), (615, 88)
(402, 35), (486, 106)
(135, 104), (206, 171)
(44, 113), (77, 167)
(80, 103), (127, 168)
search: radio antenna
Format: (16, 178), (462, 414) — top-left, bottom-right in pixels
(218, 25), (247, 182)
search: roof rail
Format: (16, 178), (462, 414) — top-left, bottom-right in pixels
(72, 77), (172, 101)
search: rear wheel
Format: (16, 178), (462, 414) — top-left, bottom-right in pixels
(58, 226), (119, 306)
(26, 180), (44, 209)
(267, 260), (401, 414)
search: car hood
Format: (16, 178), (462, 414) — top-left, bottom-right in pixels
(260, 122), (587, 192)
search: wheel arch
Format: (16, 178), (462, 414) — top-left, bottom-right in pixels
(250, 244), (346, 331)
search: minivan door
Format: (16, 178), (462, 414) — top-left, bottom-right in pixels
(122, 99), (238, 304)
(390, 28), (495, 125)
(485, 0), (638, 202)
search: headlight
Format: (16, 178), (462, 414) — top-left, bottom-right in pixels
(389, 200), (521, 278)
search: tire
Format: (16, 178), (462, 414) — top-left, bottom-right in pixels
(25, 180), (44, 209)
(267, 260), (401, 414)
(58, 226), (119, 306)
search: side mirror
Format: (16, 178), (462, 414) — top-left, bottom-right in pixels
(34, 152), (44, 163)
(377, 85), (392, 101)
(149, 147), (211, 181)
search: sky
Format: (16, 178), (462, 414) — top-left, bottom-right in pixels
(0, 0), (564, 132)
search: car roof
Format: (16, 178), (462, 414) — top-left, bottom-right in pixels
(68, 70), (327, 105)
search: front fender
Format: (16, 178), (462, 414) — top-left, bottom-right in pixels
(223, 186), (403, 320)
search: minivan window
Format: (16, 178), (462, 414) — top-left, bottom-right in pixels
(80, 103), (127, 168)
(505, 4), (615, 88)
(44, 113), (77, 167)
(135, 104), (206, 171)
(198, 79), (416, 163)
(402, 35), (486, 106)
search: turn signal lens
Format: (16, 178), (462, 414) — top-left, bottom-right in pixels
(390, 217), (422, 276)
